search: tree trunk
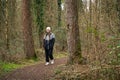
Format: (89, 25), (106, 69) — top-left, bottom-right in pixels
(65, 0), (82, 64)
(57, 0), (61, 27)
(22, 0), (36, 59)
(116, 0), (120, 33)
(0, 0), (6, 50)
(7, 0), (16, 52)
(34, 0), (45, 48)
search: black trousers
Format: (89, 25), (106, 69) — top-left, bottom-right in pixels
(45, 48), (54, 62)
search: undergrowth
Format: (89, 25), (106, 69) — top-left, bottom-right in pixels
(52, 65), (120, 80)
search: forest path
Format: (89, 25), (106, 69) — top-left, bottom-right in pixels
(1, 58), (67, 80)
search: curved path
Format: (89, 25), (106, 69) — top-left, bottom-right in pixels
(1, 58), (67, 80)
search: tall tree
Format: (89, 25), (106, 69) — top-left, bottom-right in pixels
(57, 0), (62, 27)
(34, 0), (45, 48)
(65, 0), (82, 64)
(5, 0), (9, 51)
(1, 0), (10, 50)
(116, 0), (120, 58)
(22, 0), (36, 58)
(7, 0), (16, 51)
(0, 0), (6, 50)
(116, 0), (120, 33)
(44, 0), (58, 28)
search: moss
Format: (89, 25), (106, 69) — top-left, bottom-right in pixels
(0, 61), (21, 76)
(0, 58), (40, 76)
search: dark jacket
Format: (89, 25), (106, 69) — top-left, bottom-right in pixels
(43, 33), (55, 50)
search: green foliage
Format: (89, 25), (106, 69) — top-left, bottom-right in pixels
(108, 42), (120, 65)
(100, 33), (106, 42)
(78, 0), (84, 13)
(54, 28), (67, 51)
(0, 58), (40, 76)
(54, 68), (62, 75)
(86, 26), (99, 36)
(0, 61), (21, 75)
(53, 66), (120, 80)
(33, 0), (45, 35)
(57, 0), (62, 27)
(54, 52), (67, 58)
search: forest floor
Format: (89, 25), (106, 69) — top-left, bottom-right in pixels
(0, 57), (67, 80)
(0, 57), (119, 80)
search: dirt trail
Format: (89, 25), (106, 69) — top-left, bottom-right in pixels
(0, 58), (67, 80)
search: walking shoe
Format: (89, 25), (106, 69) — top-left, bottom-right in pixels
(51, 60), (54, 64)
(45, 62), (49, 66)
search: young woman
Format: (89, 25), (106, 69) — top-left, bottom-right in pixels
(43, 27), (55, 65)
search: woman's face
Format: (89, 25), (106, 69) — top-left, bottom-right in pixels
(46, 29), (50, 33)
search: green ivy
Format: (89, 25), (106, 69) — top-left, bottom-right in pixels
(33, 0), (45, 35)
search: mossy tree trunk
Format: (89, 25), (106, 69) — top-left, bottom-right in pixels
(116, 0), (120, 34)
(34, 0), (45, 48)
(22, 0), (36, 59)
(57, 0), (62, 27)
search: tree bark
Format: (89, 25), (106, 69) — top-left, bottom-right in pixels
(22, 0), (36, 58)
(0, 0), (6, 50)
(116, 0), (120, 33)
(34, 0), (45, 48)
(65, 0), (82, 64)
(57, 0), (62, 27)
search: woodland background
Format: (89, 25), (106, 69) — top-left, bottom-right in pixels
(0, 0), (120, 79)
